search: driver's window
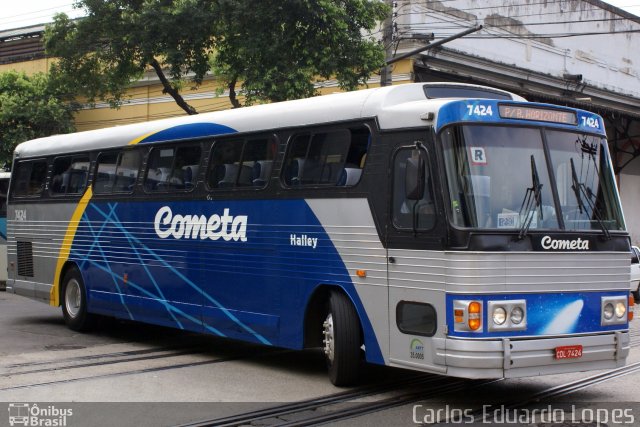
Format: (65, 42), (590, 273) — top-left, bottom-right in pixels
(393, 148), (436, 230)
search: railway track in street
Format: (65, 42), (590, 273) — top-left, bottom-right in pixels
(177, 326), (640, 427)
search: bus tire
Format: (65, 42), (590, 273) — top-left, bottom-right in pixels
(61, 268), (95, 332)
(323, 291), (361, 386)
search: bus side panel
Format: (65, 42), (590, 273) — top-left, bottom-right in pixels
(69, 198), (386, 362)
(306, 199), (388, 365)
(7, 202), (80, 303)
(77, 201), (205, 333)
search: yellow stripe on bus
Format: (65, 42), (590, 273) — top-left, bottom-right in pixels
(49, 128), (161, 306)
(128, 130), (158, 145)
(50, 186), (94, 306)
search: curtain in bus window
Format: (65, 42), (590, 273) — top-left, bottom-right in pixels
(94, 152), (118, 194)
(113, 150), (142, 192)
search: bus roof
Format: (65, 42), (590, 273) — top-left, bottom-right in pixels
(14, 83), (527, 159)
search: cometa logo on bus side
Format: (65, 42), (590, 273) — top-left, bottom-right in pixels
(154, 206), (248, 242)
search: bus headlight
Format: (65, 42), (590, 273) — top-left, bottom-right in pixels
(601, 296), (627, 325)
(510, 306), (524, 325)
(603, 303), (614, 320)
(487, 300), (526, 332)
(615, 302), (626, 319)
(492, 307), (507, 325)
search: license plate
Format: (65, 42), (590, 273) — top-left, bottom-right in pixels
(555, 345), (583, 359)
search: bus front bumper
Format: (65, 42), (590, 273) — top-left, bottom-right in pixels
(435, 331), (629, 379)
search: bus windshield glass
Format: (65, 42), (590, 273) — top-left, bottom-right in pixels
(441, 125), (624, 233)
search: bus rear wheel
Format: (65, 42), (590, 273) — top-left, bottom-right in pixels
(61, 268), (95, 332)
(322, 291), (361, 386)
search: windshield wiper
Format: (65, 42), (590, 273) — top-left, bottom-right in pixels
(517, 155), (543, 240)
(570, 158), (611, 239)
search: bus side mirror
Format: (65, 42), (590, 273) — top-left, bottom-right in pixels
(405, 152), (425, 201)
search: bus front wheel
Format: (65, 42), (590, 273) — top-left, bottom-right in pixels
(322, 291), (361, 386)
(61, 268), (95, 332)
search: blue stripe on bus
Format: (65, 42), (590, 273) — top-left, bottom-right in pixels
(67, 198), (384, 362)
(138, 123), (237, 144)
(446, 291), (627, 338)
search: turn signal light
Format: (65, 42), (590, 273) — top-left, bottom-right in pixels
(468, 301), (482, 331)
(469, 301), (481, 314)
(453, 300), (483, 333)
(630, 294), (635, 321)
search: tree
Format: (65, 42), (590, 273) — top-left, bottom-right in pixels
(0, 71), (77, 165)
(44, 0), (389, 113)
(44, 0), (219, 115)
(214, 0), (389, 108)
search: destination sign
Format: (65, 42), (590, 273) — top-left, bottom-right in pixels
(498, 105), (577, 125)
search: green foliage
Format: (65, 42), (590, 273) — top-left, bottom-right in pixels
(45, 0), (389, 111)
(44, 0), (219, 112)
(0, 71), (77, 164)
(213, 0), (389, 106)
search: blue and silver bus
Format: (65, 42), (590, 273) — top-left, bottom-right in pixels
(6, 83), (632, 385)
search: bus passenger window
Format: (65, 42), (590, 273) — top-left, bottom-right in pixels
(282, 127), (369, 187)
(51, 156), (90, 195)
(95, 150), (142, 194)
(208, 141), (243, 189)
(12, 160), (48, 197)
(242, 138), (276, 188)
(113, 150), (142, 192)
(145, 145), (201, 192)
(94, 152), (118, 194)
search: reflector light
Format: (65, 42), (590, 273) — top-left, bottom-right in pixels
(356, 269), (367, 278)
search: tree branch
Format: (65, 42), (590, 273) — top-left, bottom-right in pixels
(150, 58), (198, 115)
(228, 74), (242, 109)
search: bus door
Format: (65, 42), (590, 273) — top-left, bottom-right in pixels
(387, 141), (447, 373)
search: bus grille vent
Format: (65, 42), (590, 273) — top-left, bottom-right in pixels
(17, 241), (34, 277)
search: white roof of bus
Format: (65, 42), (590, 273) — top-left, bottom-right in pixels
(14, 83), (524, 159)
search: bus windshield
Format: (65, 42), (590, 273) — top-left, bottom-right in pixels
(441, 125), (625, 233)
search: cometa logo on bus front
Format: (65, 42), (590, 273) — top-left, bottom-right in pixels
(154, 206), (248, 242)
(541, 236), (589, 250)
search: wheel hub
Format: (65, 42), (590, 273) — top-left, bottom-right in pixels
(322, 313), (334, 363)
(65, 279), (81, 319)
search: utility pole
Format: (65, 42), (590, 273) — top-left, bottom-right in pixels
(380, 0), (395, 87)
